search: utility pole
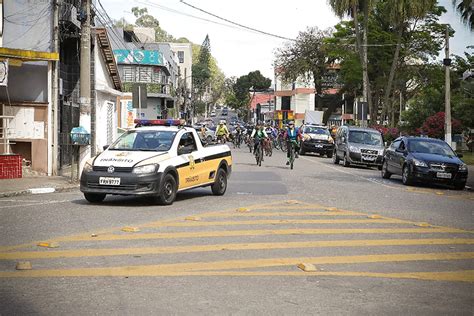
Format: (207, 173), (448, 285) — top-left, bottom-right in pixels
(79, 0), (91, 170)
(444, 26), (452, 147)
(52, 0), (59, 175)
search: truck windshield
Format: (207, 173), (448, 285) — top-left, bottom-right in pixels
(348, 131), (382, 146)
(109, 130), (177, 151)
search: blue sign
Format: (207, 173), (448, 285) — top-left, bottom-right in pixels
(113, 49), (163, 66)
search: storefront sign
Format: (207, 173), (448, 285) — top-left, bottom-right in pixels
(113, 49), (163, 66)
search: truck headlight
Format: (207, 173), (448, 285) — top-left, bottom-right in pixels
(83, 161), (93, 173)
(413, 158), (428, 167)
(349, 145), (360, 153)
(459, 163), (467, 171)
(133, 164), (158, 174)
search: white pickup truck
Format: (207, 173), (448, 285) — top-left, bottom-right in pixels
(80, 119), (232, 205)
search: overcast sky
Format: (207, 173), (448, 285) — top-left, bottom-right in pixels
(101, 0), (473, 80)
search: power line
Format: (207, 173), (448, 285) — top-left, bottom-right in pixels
(178, 0), (295, 41)
(135, 0), (250, 33)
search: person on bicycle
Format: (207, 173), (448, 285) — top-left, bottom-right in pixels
(284, 121), (302, 165)
(251, 122), (268, 155)
(215, 120), (229, 143)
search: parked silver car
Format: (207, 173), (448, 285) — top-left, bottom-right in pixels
(333, 126), (384, 169)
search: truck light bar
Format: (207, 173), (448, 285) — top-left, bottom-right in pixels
(134, 119), (185, 127)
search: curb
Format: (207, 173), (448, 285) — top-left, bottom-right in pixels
(0, 184), (79, 198)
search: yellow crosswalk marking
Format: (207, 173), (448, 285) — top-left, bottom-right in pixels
(0, 252), (472, 278)
(144, 218), (408, 228)
(46, 227), (468, 243)
(1, 238), (472, 260)
(192, 211), (365, 218)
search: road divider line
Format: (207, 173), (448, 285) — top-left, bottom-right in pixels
(48, 227), (470, 243)
(0, 252), (472, 278)
(2, 238), (473, 260)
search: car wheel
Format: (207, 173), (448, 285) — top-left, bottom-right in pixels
(326, 151), (333, 158)
(156, 174), (177, 205)
(84, 193), (106, 203)
(343, 154), (350, 167)
(402, 165), (413, 186)
(381, 160), (392, 179)
(333, 150), (339, 164)
(453, 181), (466, 190)
(211, 168), (227, 195)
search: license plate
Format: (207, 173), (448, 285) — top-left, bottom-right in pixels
(436, 172), (451, 179)
(315, 144), (323, 148)
(363, 156), (376, 161)
(99, 177), (121, 185)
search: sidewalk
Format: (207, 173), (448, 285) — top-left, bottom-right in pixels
(0, 176), (78, 198)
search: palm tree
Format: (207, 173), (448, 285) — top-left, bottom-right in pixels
(452, 0), (474, 31)
(382, 0), (437, 126)
(328, 0), (374, 123)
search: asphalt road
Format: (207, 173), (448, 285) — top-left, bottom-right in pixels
(0, 146), (473, 315)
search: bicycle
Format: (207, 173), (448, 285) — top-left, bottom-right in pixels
(254, 138), (264, 166)
(233, 133), (242, 149)
(245, 135), (253, 153)
(287, 140), (298, 170)
(216, 134), (227, 144)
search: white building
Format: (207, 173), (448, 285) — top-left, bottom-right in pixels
(94, 28), (122, 151)
(169, 42), (193, 118)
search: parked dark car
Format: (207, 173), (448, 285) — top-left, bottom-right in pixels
(300, 125), (334, 157)
(333, 126), (384, 169)
(381, 136), (468, 190)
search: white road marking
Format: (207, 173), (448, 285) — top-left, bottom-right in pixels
(300, 156), (396, 189)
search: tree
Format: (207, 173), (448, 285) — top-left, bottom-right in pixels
(229, 71), (271, 118)
(131, 7), (177, 42)
(192, 35), (212, 97)
(275, 27), (333, 111)
(452, 0), (474, 31)
(382, 0), (437, 125)
(328, 0), (375, 114)
(421, 112), (462, 138)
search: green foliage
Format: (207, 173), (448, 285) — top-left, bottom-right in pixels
(452, 0), (474, 31)
(232, 71), (271, 110)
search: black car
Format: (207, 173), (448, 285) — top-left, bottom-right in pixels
(300, 125), (334, 157)
(381, 136), (468, 190)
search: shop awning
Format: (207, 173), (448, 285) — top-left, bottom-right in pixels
(0, 47), (59, 64)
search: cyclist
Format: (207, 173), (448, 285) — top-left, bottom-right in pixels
(234, 124), (243, 146)
(284, 121), (302, 165)
(251, 122), (268, 158)
(215, 120), (229, 143)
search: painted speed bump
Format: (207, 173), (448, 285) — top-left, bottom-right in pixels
(297, 263), (318, 272)
(185, 216), (201, 221)
(236, 207), (250, 212)
(37, 242), (59, 248)
(368, 215), (382, 219)
(415, 223), (431, 227)
(15, 261), (32, 270)
(121, 227), (141, 233)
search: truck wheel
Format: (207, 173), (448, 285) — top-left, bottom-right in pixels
(211, 168), (227, 195)
(156, 174), (177, 205)
(84, 193), (106, 203)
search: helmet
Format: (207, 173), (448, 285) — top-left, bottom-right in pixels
(288, 120), (295, 126)
(219, 120), (225, 125)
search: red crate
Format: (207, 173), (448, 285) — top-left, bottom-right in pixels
(0, 154), (22, 179)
